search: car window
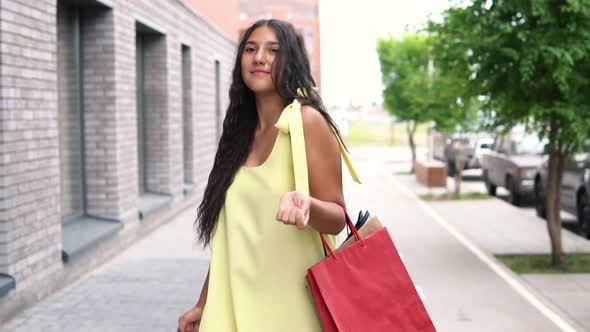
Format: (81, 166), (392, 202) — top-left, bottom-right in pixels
(574, 152), (589, 163)
(499, 139), (511, 154)
(512, 135), (544, 155)
(493, 137), (503, 153)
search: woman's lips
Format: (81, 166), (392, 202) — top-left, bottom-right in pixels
(251, 70), (270, 75)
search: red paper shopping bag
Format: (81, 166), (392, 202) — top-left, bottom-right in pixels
(307, 211), (436, 332)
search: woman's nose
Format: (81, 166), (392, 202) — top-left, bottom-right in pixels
(254, 49), (266, 64)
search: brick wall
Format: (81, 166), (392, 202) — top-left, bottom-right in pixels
(0, 0), (62, 286)
(0, 0), (236, 314)
(141, 33), (170, 194)
(112, 0), (236, 211)
(79, 7), (119, 219)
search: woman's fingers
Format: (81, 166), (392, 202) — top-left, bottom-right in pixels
(186, 322), (197, 332)
(295, 209), (307, 229)
(287, 206), (298, 225)
(276, 192), (309, 229)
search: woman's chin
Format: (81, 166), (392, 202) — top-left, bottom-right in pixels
(247, 84), (276, 95)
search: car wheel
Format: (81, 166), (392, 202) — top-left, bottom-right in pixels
(447, 160), (456, 177)
(578, 192), (590, 239)
(507, 176), (521, 206)
(534, 179), (546, 219)
(483, 170), (496, 196)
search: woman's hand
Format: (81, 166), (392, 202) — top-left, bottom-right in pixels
(276, 191), (311, 230)
(177, 305), (203, 332)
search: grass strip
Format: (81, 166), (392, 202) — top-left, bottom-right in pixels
(419, 192), (492, 201)
(496, 253), (590, 274)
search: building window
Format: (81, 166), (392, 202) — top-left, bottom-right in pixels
(57, 0), (123, 263)
(136, 33), (146, 195)
(215, 60), (222, 141)
(181, 44), (193, 188)
(57, 2), (85, 219)
(135, 22), (167, 196)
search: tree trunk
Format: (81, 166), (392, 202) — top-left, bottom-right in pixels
(406, 122), (417, 174)
(390, 118), (395, 145)
(442, 134), (451, 196)
(454, 156), (464, 197)
(453, 143), (465, 197)
(545, 122), (566, 267)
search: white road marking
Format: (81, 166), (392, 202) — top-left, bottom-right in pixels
(383, 169), (579, 332)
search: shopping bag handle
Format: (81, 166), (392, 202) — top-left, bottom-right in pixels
(320, 208), (365, 256)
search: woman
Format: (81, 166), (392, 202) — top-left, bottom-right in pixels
(177, 19), (348, 332)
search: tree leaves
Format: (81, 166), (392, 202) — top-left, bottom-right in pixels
(376, 33), (477, 134)
(376, 34), (431, 124)
(428, 0), (590, 149)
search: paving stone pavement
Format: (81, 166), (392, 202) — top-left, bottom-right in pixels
(3, 145), (589, 331)
(0, 207), (209, 332)
(0, 156), (365, 332)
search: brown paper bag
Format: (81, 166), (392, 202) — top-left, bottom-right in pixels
(335, 215), (384, 252)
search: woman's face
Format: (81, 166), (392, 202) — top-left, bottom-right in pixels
(241, 25), (279, 95)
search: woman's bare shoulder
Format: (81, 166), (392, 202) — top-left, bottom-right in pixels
(299, 104), (340, 154)
(300, 105), (332, 135)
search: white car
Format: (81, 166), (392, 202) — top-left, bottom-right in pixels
(468, 137), (494, 169)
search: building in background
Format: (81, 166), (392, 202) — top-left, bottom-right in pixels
(0, 0), (237, 322)
(183, 0), (240, 41)
(239, 0), (322, 92)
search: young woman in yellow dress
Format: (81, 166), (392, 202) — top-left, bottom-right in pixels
(177, 19), (348, 332)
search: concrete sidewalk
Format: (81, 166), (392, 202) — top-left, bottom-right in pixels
(349, 161), (570, 331)
(396, 174), (590, 255)
(363, 145), (590, 332)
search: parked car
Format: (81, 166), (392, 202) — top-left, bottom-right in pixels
(481, 131), (545, 206)
(534, 148), (590, 239)
(433, 132), (493, 176)
(467, 137), (494, 169)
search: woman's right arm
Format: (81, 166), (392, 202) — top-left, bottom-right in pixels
(196, 268), (210, 308)
(178, 267), (210, 332)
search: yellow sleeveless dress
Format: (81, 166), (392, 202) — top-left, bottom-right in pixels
(199, 100), (338, 332)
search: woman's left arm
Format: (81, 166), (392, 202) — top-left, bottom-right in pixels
(275, 105), (346, 235)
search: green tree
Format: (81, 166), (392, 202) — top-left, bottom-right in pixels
(429, 0), (590, 266)
(427, 42), (479, 196)
(377, 33), (476, 189)
(377, 34), (431, 173)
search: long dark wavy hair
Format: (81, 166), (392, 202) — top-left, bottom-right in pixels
(194, 19), (346, 247)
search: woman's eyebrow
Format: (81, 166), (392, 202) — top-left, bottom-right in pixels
(245, 41), (280, 46)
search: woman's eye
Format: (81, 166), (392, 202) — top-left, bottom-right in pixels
(270, 48), (279, 54)
(245, 47), (255, 52)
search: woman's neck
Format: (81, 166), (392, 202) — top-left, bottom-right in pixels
(254, 92), (288, 132)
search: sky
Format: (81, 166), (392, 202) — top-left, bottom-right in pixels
(318, 0), (450, 107)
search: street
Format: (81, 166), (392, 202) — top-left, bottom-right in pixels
(347, 162), (565, 331)
(0, 146), (585, 331)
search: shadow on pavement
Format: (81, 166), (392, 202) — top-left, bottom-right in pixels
(460, 174), (483, 182)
